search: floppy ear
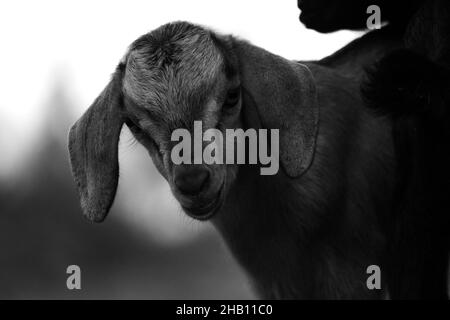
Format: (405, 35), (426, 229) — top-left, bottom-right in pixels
(234, 40), (320, 178)
(68, 66), (125, 222)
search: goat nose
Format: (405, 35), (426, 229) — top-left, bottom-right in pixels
(174, 166), (210, 195)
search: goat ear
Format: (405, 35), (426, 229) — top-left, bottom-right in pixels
(68, 67), (125, 222)
(235, 40), (319, 178)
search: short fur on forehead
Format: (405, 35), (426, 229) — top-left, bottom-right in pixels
(123, 21), (225, 126)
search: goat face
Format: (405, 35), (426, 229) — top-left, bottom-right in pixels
(68, 21), (319, 223)
(122, 24), (243, 220)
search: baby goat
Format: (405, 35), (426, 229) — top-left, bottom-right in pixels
(68, 22), (395, 299)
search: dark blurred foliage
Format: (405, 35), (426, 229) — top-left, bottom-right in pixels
(0, 81), (254, 299)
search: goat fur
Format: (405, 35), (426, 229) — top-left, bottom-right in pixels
(68, 22), (401, 299)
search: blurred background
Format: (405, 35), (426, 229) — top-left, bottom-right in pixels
(0, 0), (360, 299)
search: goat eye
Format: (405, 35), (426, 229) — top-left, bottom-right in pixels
(126, 118), (147, 141)
(223, 87), (241, 109)
(125, 118), (163, 156)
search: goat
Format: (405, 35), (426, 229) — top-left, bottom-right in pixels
(297, 0), (425, 33)
(298, 0), (450, 299)
(68, 21), (396, 299)
(362, 0), (450, 299)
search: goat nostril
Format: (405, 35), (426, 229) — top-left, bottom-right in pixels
(174, 167), (210, 195)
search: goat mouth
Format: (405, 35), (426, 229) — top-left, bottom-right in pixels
(182, 183), (225, 221)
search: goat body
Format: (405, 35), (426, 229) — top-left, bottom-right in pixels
(214, 62), (395, 299)
(362, 0), (450, 299)
(68, 22), (400, 299)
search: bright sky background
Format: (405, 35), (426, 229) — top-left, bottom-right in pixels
(0, 0), (361, 242)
